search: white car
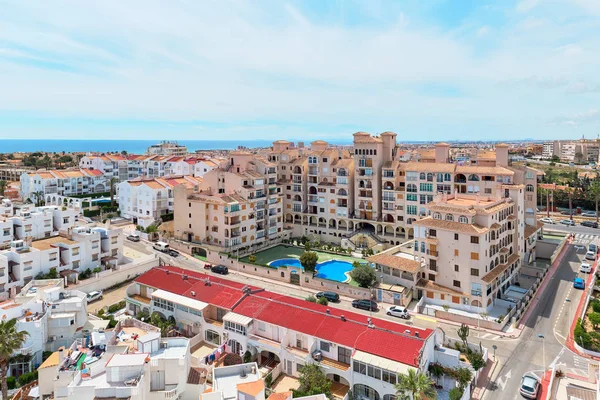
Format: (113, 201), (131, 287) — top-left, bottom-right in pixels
(585, 250), (597, 261)
(580, 262), (593, 273)
(582, 211), (598, 217)
(539, 217), (555, 224)
(386, 306), (410, 319)
(87, 290), (103, 303)
(519, 375), (540, 399)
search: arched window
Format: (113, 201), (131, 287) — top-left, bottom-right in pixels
(419, 172), (426, 180)
(526, 184), (534, 192)
(468, 174), (480, 181)
(445, 214), (454, 221)
(383, 395), (397, 400)
(407, 184), (417, 193)
(414, 241), (419, 251)
(427, 173), (433, 182)
(444, 173), (451, 182)
(353, 385), (380, 400)
(437, 173), (444, 182)
(433, 212), (441, 220)
(459, 215), (469, 224)
(338, 189), (347, 196)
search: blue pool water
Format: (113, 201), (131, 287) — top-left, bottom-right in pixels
(269, 258), (356, 282)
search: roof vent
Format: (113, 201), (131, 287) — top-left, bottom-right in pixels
(341, 315), (346, 322)
(326, 309), (330, 314)
(165, 270), (169, 275)
(182, 275), (188, 280)
(405, 330), (411, 334)
(415, 332), (419, 338)
(191, 291), (196, 297)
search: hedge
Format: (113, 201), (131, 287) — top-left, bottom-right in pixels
(7, 376), (16, 390)
(68, 191), (111, 199)
(101, 205), (119, 212)
(162, 213), (174, 221)
(17, 371), (38, 386)
(83, 209), (101, 217)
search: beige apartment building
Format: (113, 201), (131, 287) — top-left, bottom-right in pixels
(174, 151), (284, 249)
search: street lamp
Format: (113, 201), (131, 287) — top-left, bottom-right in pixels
(492, 345), (497, 360)
(538, 334), (546, 370)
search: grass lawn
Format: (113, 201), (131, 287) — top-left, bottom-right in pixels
(240, 245), (362, 266)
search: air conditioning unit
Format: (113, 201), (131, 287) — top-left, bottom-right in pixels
(312, 351), (322, 362)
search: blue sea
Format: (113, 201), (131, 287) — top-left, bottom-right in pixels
(0, 139), (301, 154)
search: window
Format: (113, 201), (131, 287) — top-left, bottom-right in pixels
(455, 265), (459, 272)
(407, 205), (417, 215)
(471, 268), (479, 276)
(338, 346), (352, 365)
(320, 341), (330, 352)
(429, 229), (436, 237)
(453, 280), (461, 288)
(297, 362), (304, 372)
(258, 321), (266, 331)
(420, 183), (433, 192)
(459, 216), (469, 223)
(454, 233), (459, 240)
(446, 214), (454, 221)
(470, 252), (479, 260)
(471, 283), (482, 297)
(367, 365), (381, 380)
(224, 321), (247, 336)
(433, 212), (441, 220)
(205, 330), (221, 345)
(471, 236), (479, 244)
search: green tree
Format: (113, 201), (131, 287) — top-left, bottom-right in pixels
(454, 367), (473, 390)
(0, 180), (6, 196)
(349, 262), (377, 288)
(293, 364), (332, 398)
(589, 312), (600, 329)
(317, 297), (328, 306)
(300, 251), (318, 272)
(590, 179), (600, 223)
(0, 318), (29, 400)
(457, 323), (470, 349)
(32, 191), (45, 207)
(395, 369), (437, 400)
(449, 387), (463, 400)
(466, 350), (486, 372)
(109, 177), (119, 207)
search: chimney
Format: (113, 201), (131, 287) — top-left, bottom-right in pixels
(435, 143), (450, 163)
(58, 347), (65, 364)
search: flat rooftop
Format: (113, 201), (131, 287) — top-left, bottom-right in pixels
(31, 236), (77, 250)
(445, 197), (496, 207)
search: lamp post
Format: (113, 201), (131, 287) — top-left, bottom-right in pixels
(538, 334), (545, 369)
(492, 345), (497, 360)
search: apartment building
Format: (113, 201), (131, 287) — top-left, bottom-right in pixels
(20, 169), (107, 200)
(147, 140), (188, 156)
(0, 226), (123, 293)
(0, 198), (13, 216)
(542, 139), (600, 163)
(0, 278), (88, 376)
(118, 175), (202, 227)
(126, 266), (466, 400)
(39, 318), (191, 400)
(173, 151), (284, 249)
(10, 205), (78, 241)
(80, 153), (141, 181)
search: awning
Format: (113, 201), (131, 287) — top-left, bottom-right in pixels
(151, 289), (208, 312)
(223, 312), (253, 326)
(353, 350), (416, 375)
(50, 312), (76, 319)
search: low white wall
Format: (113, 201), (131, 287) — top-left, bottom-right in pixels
(71, 255), (159, 293)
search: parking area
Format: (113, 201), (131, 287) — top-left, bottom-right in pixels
(86, 285), (128, 314)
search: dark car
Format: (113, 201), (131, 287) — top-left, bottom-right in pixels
(211, 265), (229, 275)
(581, 221), (598, 228)
(352, 299), (378, 311)
(168, 249), (180, 257)
(316, 291), (340, 302)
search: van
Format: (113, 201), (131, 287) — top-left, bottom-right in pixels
(153, 241), (170, 252)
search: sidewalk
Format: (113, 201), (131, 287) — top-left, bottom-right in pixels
(471, 358), (496, 399)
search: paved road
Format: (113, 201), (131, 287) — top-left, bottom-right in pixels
(483, 244), (589, 399)
(543, 223), (600, 237)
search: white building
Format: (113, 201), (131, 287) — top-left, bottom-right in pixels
(79, 154), (138, 182)
(147, 141), (188, 156)
(0, 278), (88, 376)
(0, 226), (123, 294)
(39, 318), (191, 400)
(118, 176), (201, 228)
(20, 169), (108, 201)
(0, 198), (13, 216)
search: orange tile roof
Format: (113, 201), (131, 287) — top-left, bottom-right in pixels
(237, 379), (265, 396)
(268, 392), (292, 400)
(413, 216), (489, 235)
(367, 254), (421, 273)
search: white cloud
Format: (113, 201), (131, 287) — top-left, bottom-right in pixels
(516, 0), (541, 13)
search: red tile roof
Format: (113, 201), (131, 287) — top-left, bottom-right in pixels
(135, 266), (432, 367)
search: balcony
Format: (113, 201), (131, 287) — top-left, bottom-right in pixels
(227, 218), (241, 226)
(320, 356), (351, 371)
(427, 250), (438, 257)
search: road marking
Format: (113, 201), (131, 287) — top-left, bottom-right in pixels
(413, 315), (437, 323)
(496, 370), (512, 391)
(555, 332), (566, 340)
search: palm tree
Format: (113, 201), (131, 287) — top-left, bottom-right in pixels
(32, 191), (45, 207)
(0, 180), (6, 196)
(0, 318), (29, 400)
(395, 369), (437, 400)
(109, 177), (118, 207)
(589, 179), (600, 223)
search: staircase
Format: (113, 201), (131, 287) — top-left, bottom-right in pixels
(348, 232), (379, 249)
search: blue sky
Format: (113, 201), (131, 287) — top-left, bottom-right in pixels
(0, 0), (599, 142)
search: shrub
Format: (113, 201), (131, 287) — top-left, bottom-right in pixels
(78, 269), (92, 280)
(449, 388), (463, 400)
(7, 376), (16, 390)
(589, 312), (600, 329)
(592, 299), (600, 313)
(92, 267), (102, 273)
(42, 351), (53, 361)
(248, 255), (257, 263)
(466, 351), (486, 371)
(265, 373), (273, 388)
(349, 263), (377, 288)
(108, 301), (126, 314)
(306, 295), (317, 303)
(162, 213), (174, 221)
(83, 209), (101, 218)
(317, 297), (328, 306)
(223, 353), (243, 366)
(243, 350), (252, 363)
(17, 371), (38, 386)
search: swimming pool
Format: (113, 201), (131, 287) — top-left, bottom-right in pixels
(269, 258), (356, 282)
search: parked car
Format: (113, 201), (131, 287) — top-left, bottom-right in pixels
(211, 265), (229, 275)
(580, 262), (593, 273)
(589, 243), (598, 254)
(316, 291), (340, 302)
(539, 217), (555, 224)
(152, 241), (170, 252)
(560, 210), (572, 215)
(582, 211), (598, 217)
(560, 219), (575, 226)
(352, 299), (378, 311)
(127, 233), (140, 242)
(386, 306), (410, 319)
(168, 249), (180, 257)
(585, 250), (596, 260)
(574, 277), (586, 289)
(87, 291), (103, 303)
(519, 374), (540, 399)
(581, 221), (598, 228)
